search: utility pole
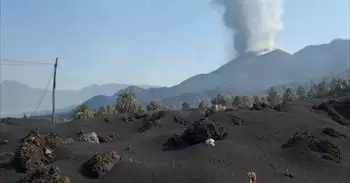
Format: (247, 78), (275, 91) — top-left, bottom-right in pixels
(52, 57), (58, 124)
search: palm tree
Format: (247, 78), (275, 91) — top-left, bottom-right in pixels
(74, 104), (95, 120)
(147, 101), (164, 111)
(115, 92), (139, 114)
(97, 105), (115, 116)
(198, 100), (209, 111)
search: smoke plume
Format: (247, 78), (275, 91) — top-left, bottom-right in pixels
(214, 0), (284, 55)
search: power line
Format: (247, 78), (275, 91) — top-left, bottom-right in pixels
(30, 67), (55, 116)
(0, 58), (53, 65)
(0, 63), (52, 67)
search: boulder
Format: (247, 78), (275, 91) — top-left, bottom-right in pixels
(20, 165), (70, 183)
(182, 118), (227, 145)
(61, 138), (75, 145)
(16, 129), (61, 172)
(322, 127), (346, 138)
(204, 108), (215, 117)
(308, 139), (341, 162)
(80, 132), (100, 144)
(84, 151), (121, 178)
(282, 131), (341, 162)
(97, 135), (111, 143)
(251, 103), (272, 110)
(173, 116), (190, 125)
(230, 115), (245, 126)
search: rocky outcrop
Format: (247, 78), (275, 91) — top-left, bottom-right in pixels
(20, 165), (70, 183)
(84, 151), (121, 178)
(322, 127), (346, 138)
(182, 118), (227, 145)
(16, 129), (61, 172)
(282, 131), (341, 162)
(313, 99), (350, 126)
(14, 129), (71, 182)
(79, 132), (100, 144)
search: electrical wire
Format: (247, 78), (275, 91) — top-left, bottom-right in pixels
(0, 58), (52, 65)
(30, 67), (55, 116)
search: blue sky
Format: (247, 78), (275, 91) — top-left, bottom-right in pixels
(0, 0), (349, 89)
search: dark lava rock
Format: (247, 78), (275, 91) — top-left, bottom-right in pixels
(20, 165), (70, 183)
(308, 139), (341, 162)
(322, 127), (346, 138)
(224, 108), (234, 112)
(230, 115), (245, 126)
(251, 103), (272, 110)
(15, 129), (62, 172)
(122, 114), (136, 122)
(173, 116), (190, 125)
(108, 133), (116, 139)
(76, 130), (84, 136)
(204, 108), (216, 117)
(166, 132), (184, 146)
(182, 118), (227, 145)
(283, 170), (295, 179)
(0, 139), (8, 146)
(313, 102), (350, 126)
(125, 145), (136, 152)
(97, 135), (110, 143)
(84, 151), (121, 178)
(104, 116), (111, 123)
(0, 117), (20, 126)
(134, 111), (147, 119)
(138, 119), (162, 133)
(282, 131), (341, 162)
(281, 131), (312, 149)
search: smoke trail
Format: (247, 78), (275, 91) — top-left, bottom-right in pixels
(214, 0), (284, 55)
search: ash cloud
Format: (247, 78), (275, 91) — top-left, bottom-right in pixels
(214, 0), (284, 55)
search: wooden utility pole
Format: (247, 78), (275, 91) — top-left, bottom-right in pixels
(52, 57), (58, 124)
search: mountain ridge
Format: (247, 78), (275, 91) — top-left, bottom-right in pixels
(0, 81), (159, 117)
(79, 39), (349, 110)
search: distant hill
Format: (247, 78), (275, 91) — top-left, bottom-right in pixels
(79, 39), (349, 110)
(0, 81), (159, 117)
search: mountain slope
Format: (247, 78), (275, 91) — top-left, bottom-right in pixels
(80, 39), (349, 109)
(0, 81), (159, 117)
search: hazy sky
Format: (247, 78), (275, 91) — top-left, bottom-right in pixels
(0, 0), (349, 89)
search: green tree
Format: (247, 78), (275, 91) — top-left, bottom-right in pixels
(316, 79), (330, 98)
(296, 86), (307, 100)
(97, 105), (115, 116)
(341, 79), (349, 89)
(182, 102), (190, 110)
(282, 88), (297, 102)
(260, 96), (267, 104)
(329, 77), (338, 91)
(253, 96), (261, 104)
(198, 100), (209, 111)
(307, 84), (318, 98)
(241, 96), (251, 107)
(147, 101), (164, 111)
(232, 95), (242, 107)
(267, 87), (281, 106)
(74, 104), (95, 120)
(115, 92), (140, 114)
(211, 94), (228, 106)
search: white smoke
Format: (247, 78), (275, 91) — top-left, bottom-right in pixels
(214, 0), (284, 55)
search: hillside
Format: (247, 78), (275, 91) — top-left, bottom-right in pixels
(0, 81), (158, 117)
(1, 99), (350, 182)
(80, 39), (349, 109)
